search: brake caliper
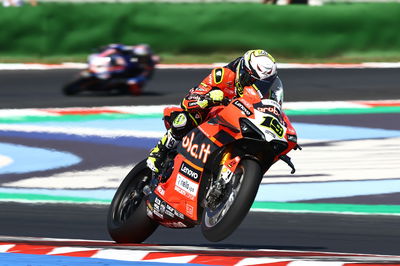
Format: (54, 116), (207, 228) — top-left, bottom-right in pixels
(205, 156), (241, 209)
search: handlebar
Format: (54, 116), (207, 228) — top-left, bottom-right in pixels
(203, 96), (231, 107)
(221, 97), (231, 106)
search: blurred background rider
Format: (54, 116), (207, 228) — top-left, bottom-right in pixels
(97, 43), (159, 95)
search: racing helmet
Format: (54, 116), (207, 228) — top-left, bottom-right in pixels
(134, 44), (151, 56)
(236, 50), (278, 96)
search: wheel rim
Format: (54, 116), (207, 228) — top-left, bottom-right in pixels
(204, 165), (245, 227)
(114, 169), (150, 224)
(117, 190), (141, 222)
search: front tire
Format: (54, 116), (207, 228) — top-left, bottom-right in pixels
(62, 77), (97, 95)
(107, 160), (158, 243)
(201, 159), (262, 242)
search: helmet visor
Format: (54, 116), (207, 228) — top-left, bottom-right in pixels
(239, 59), (276, 87)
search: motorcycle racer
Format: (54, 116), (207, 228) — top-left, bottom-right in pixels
(147, 49), (292, 173)
(97, 43), (158, 95)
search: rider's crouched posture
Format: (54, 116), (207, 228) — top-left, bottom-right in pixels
(147, 49), (297, 173)
(99, 43), (158, 95)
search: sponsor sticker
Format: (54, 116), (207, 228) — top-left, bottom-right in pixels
(179, 161), (201, 181)
(257, 105), (281, 117)
(157, 185), (165, 196)
(233, 100), (253, 116)
(186, 204), (194, 217)
(165, 209), (174, 218)
(162, 221), (188, 228)
(174, 173), (199, 200)
(181, 132), (211, 164)
(255, 100), (282, 120)
(174, 209), (184, 219)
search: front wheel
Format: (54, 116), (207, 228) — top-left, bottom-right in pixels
(201, 159), (262, 242)
(107, 160), (158, 243)
(62, 77), (97, 95)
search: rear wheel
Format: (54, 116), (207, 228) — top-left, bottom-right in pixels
(107, 160), (158, 243)
(201, 159), (262, 242)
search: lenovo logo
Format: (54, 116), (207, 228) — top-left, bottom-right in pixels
(179, 162), (201, 180)
(233, 100), (252, 116)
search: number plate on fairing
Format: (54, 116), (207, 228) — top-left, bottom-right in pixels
(251, 100), (287, 141)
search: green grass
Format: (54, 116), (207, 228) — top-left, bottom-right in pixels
(2, 52), (400, 64)
(1, 2), (400, 63)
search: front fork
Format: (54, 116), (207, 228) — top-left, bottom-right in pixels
(218, 152), (241, 184)
(204, 151), (241, 209)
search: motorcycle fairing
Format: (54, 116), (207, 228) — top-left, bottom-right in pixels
(146, 192), (197, 229)
(151, 128), (220, 224)
(151, 100), (276, 224)
(149, 95), (298, 228)
(177, 129), (220, 167)
(232, 99), (254, 117)
(151, 154), (202, 225)
(150, 122), (242, 225)
(253, 99), (282, 121)
(253, 99), (297, 154)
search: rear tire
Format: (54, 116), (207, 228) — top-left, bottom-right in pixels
(107, 160), (158, 243)
(201, 159), (262, 242)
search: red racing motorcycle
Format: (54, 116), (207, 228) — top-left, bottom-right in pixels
(107, 87), (300, 243)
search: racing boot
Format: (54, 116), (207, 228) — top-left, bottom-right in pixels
(146, 129), (178, 173)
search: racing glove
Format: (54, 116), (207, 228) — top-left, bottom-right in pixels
(197, 89), (224, 109)
(208, 89), (224, 102)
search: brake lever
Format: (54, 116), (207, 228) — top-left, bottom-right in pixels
(279, 154), (296, 174)
(221, 97), (231, 106)
(204, 96), (231, 107)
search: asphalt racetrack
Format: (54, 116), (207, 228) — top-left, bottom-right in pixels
(1, 67), (400, 108)
(0, 67), (400, 257)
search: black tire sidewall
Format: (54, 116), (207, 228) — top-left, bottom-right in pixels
(62, 79), (87, 95)
(107, 160), (158, 243)
(201, 159), (262, 242)
(62, 77), (98, 95)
